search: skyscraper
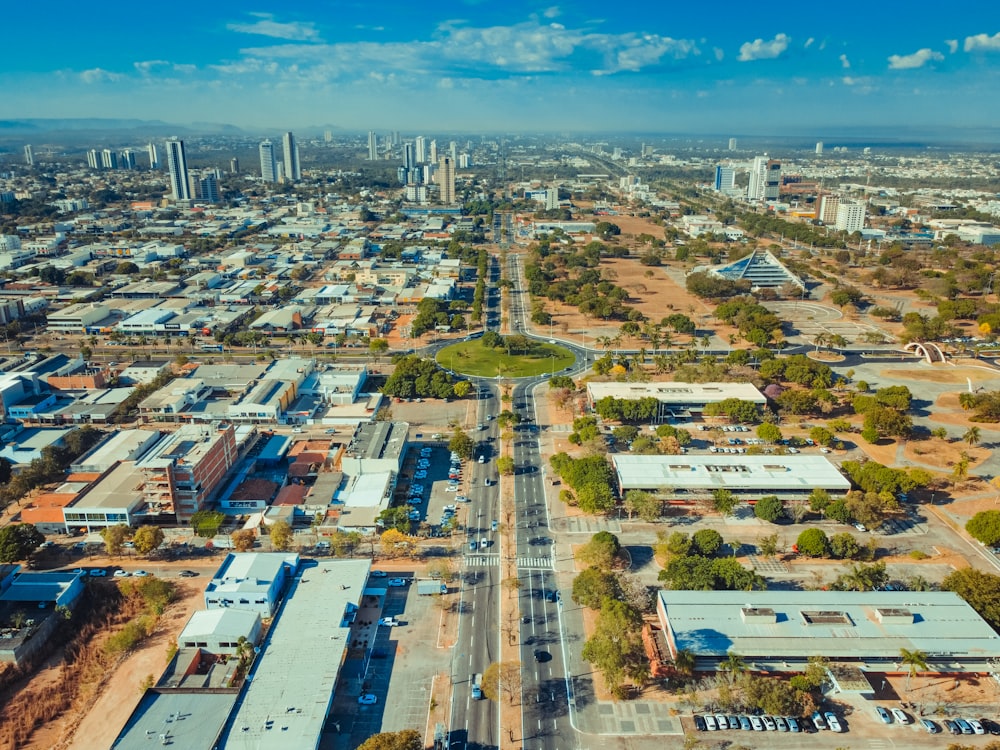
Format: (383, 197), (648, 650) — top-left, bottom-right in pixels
(147, 142), (159, 169)
(748, 155), (780, 202)
(120, 149), (136, 170)
(429, 140), (438, 164)
(368, 131), (378, 161)
(815, 141), (824, 155)
(101, 149), (118, 170)
(404, 143), (415, 171)
(165, 138), (192, 201)
(282, 131), (300, 182)
(86, 149), (100, 169)
(230, 157), (240, 174)
(415, 136), (426, 163)
(259, 140), (278, 182)
(728, 138), (737, 151)
(324, 130), (333, 143)
(449, 141), (457, 162)
(714, 165), (735, 192)
(23, 145), (34, 167)
(191, 172), (220, 203)
(835, 201), (866, 233)
(437, 156), (455, 205)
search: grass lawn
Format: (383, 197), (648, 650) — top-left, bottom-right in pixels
(436, 340), (576, 378)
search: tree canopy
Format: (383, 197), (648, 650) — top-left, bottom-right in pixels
(0, 523), (44, 562)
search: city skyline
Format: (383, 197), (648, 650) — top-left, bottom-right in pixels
(2, 2), (999, 133)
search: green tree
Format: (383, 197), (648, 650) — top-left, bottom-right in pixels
(576, 483), (616, 514)
(100, 524), (131, 557)
(899, 648), (929, 692)
(711, 488), (738, 516)
(754, 495), (785, 523)
(623, 489), (661, 522)
(448, 428), (475, 460)
(571, 567), (620, 609)
(809, 426), (835, 447)
(966, 510), (1000, 546)
(829, 532), (861, 560)
(132, 525), (165, 556)
(757, 423), (783, 444)
(369, 338), (389, 359)
(963, 425), (982, 447)
(452, 380), (472, 398)
(356, 730), (423, 750)
(190, 510), (225, 538)
(757, 533), (779, 558)
(496, 456), (515, 476)
(0, 523), (45, 562)
(231, 529), (256, 552)
(269, 519), (293, 551)
(577, 531), (621, 570)
(795, 528), (830, 557)
(942, 568), (1000, 629)
(692, 529), (724, 556)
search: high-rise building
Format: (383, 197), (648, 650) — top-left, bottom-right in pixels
(429, 140), (437, 164)
(259, 140), (278, 182)
(818, 195), (841, 225)
(449, 141), (457, 162)
(415, 136), (426, 163)
(120, 149), (136, 170)
(835, 201), (866, 233)
(728, 138), (737, 151)
(191, 172), (220, 203)
(324, 130), (333, 143)
(23, 145), (33, 167)
(101, 149), (118, 170)
(147, 142), (159, 170)
(368, 131), (378, 161)
(276, 161), (285, 183)
(458, 153), (471, 169)
(815, 141), (824, 156)
(403, 143), (415, 171)
(748, 155), (780, 202)
(437, 156), (455, 205)
(165, 138), (192, 201)
(86, 149), (100, 169)
(230, 157), (240, 174)
(282, 131), (301, 182)
(714, 165), (736, 192)
(391, 131), (400, 146)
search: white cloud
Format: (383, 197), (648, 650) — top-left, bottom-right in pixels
(887, 48), (943, 70)
(79, 68), (123, 84)
(964, 32), (1000, 52)
(946, 39), (958, 54)
(227, 12), (321, 42)
(134, 60), (170, 75)
(543, 6), (561, 18)
(804, 37), (814, 49)
(713, 47), (724, 61)
(737, 33), (790, 62)
(839, 54), (851, 69)
(173, 64), (197, 74)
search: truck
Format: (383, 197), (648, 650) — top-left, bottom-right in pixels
(471, 673), (483, 700)
(417, 579), (447, 596)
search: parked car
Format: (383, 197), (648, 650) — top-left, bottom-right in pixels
(705, 715), (718, 731)
(693, 715), (707, 732)
(876, 706), (892, 724)
(387, 578), (407, 587)
(786, 717), (800, 733)
(177, 570), (198, 578)
(113, 570), (130, 578)
(370, 570), (387, 578)
(969, 719), (985, 735)
(89, 568), (108, 577)
(714, 715), (728, 730)
(980, 718), (1000, 735)
(132, 570), (150, 577)
(922, 719), (941, 734)
(891, 708), (911, 724)
(943, 719), (961, 735)
(811, 711), (827, 730)
(749, 715), (764, 731)
(378, 617), (398, 627)
(762, 716), (776, 731)
(824, 713), (843, 732)
(358, 694), (378, 705)
(775, 716), (789, 732)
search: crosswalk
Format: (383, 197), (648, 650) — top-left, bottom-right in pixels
(462, 554), (553, 570)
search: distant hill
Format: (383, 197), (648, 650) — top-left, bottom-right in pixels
(0, 118), (244, 135)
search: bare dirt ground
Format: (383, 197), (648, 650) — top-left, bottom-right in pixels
(904, 437), (990, 471)
(882, 366), (1000, 385)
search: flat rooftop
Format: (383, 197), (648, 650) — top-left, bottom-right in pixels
(111, 689), (237, 750)
(586, 381), (766, 405)
(206, 552), (299, 598)
(346, 421), (408, 461)
(136, 424), (231, 470)
(612, 454), (851, 492)
(218, 559), (371, 749)
(659, 590), (1000, 663)
(69, 461), (146, 511)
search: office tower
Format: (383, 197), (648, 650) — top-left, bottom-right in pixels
(391, 131), (400, 146)
(544, 189), (559, 210)
(429, 140), (437, 164)
(728, 138), (737, 151)
(437, 156), (455, 205)
(415, 136), (426, 163)
(87, 149), (100, 169)
(368, 131), (378, 161)
(324, 130), (333, 143)
(230, 157), (239, 174)
(101, 149), (118, 170)
(165, 138), (192, 201)
(714, 165), (735, 192)
(259, 140), (278, 182)
(449, 141), (457, 162)
(818, 195), (840, 225)
(120, 149), (136, 170)
(23, 145), (34, 167)
(748, 155), (780, 202)
(147, 142), (159, 169)
(835, 201), (866, 233)
(282, 131), (301, 182)
(397, 166), (409, 185)
(192, 172), (220, 203)
(815, 141), (824, 155)
(276, 161), (285, 183)
(404, 143), (415, 171)
(458, 153), (471, 169)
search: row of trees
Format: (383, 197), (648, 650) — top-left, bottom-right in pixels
(656, 530), (765, 591)
(0, 426), (105, 513)
(382, 355), (470, 400)
(550, 452), (616, 514)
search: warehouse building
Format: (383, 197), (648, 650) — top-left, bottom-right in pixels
(586, 382), (765, 421)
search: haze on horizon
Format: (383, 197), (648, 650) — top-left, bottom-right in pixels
(2, 1), (999, 134)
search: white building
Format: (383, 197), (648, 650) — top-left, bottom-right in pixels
(282, 131), (301, 182)
(835, 200), (866, 233)
(178, 609), (262, 654)
(204, 552), (300, 617)
(259, 140), (278, 183)
(165, 138), (191, 201)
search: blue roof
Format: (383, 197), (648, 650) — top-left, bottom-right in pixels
(258, 434), (291, 463)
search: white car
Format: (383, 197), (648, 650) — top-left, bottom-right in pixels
(132, 570), (150, 577)
(969, 719), (985, 735)
(891, 708), (911, 724)
(446, 485), (459, 492)
(379, 617), (398, 627)
(113, 569), (130, 578)
(387, 578), (407, 587)
(478, 455), (486, 464)
(824, 712), (843, 732)
(443, 504), (457, 512)
(456, 495), (470, 503)
(358, 694), (378, 705)
(480, 538), (489, 549)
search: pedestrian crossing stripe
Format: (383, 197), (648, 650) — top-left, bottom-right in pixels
(516, 557), (552, 569)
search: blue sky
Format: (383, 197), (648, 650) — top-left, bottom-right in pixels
(3, 1), (999, 134)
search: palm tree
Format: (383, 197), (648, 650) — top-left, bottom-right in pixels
(673, 648), (696, 678)
(720, 651), (746, 681)
(958, 392), (977, 411)
(963, 426), (981, 448)
(900, 648), (928, 692)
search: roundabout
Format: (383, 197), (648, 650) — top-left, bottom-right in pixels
(436, 338), (576, 378)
